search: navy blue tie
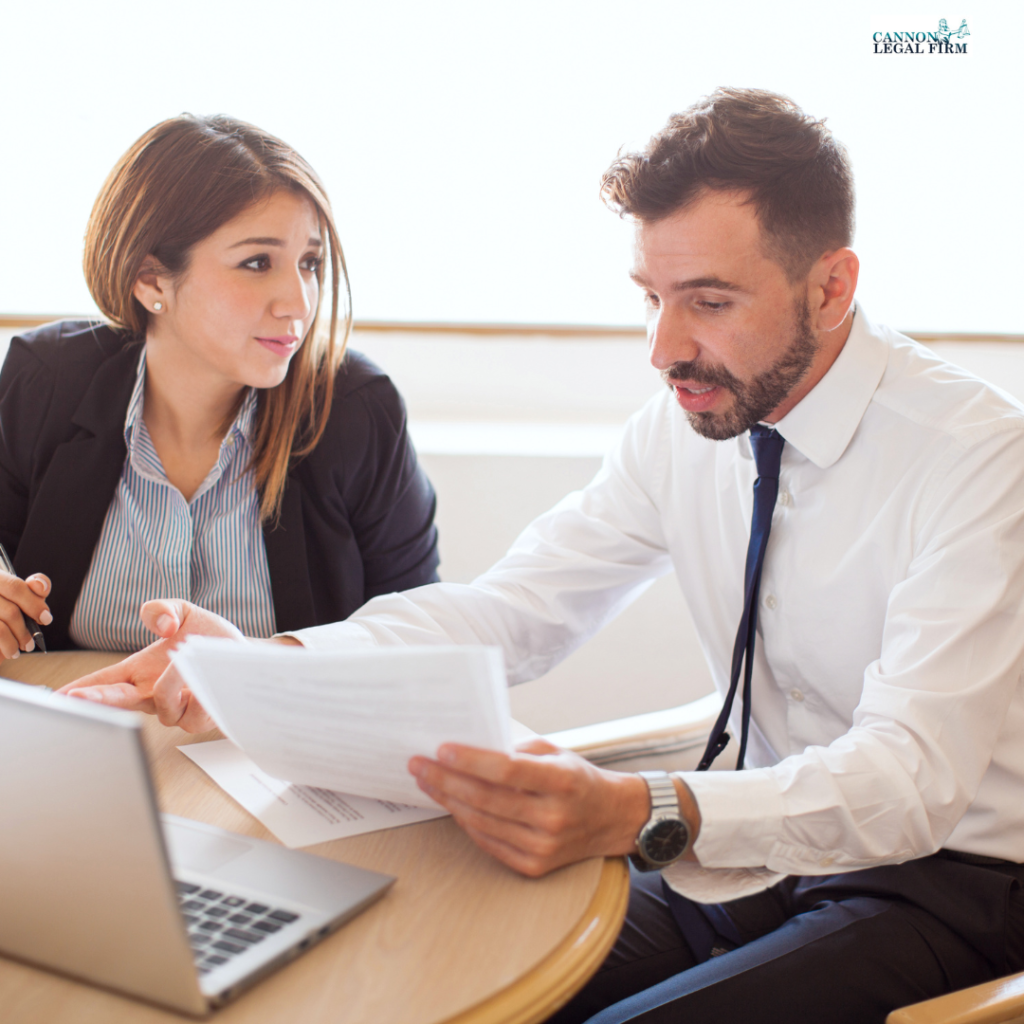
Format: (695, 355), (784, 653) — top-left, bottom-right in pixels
(697, 425), (786, 771)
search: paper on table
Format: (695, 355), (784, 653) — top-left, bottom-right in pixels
(170, 637), (511, 807)
(179, 739), (447, 848)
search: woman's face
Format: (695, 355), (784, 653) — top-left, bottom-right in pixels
(139, 189), (322, 391)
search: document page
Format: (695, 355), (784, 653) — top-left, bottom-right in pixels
(171, 638), (511, 807)
(179, 740), (447, 848)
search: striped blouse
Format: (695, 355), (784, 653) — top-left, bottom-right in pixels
(69, 350), (276, 650)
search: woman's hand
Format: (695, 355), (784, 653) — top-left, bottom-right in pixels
(0, 571), (52, 660)
(57, 599), (244, 732)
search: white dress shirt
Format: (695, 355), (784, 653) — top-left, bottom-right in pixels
(294, 309), (1024, 876)
(70, 350), (276, 650)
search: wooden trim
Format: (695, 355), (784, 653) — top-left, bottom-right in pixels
(443, 856), (630, 1024)
(886, 969), (1024, 1024)
(0, 314), (646, 336)
(909, 333), (1024, 345)
(0, 313), (1021, 344)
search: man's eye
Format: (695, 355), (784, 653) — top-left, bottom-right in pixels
(645, 293), (661, 308)
(241, 255), (271, 271)
(697, 299), (731, 312)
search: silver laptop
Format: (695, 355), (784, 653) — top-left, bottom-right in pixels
(0, 677), (395, 1016)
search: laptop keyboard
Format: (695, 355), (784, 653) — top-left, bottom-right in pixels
(175, 881), (302, 974)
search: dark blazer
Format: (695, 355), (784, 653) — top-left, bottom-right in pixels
(0, 321), (440, 649)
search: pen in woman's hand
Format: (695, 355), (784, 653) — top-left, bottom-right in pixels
(0, 543), (48, 654)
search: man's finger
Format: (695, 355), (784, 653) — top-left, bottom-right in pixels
(515, 736), (562, 756)
(421, 778), (565, 857)
(413, 757), (556, 829)
(436, 743), (575, 793)
(462, 825), (561, 878)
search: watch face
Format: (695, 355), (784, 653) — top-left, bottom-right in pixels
(641, 818), (689, 865)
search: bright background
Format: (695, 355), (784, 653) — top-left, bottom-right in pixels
(2, 1), (1019, 332)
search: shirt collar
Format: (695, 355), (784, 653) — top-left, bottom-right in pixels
(766, 305), (889, 469)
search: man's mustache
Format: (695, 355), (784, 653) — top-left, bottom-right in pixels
(662, 361), (740, 392)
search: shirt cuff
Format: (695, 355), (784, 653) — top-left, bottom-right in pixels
(683, 767), (784, 869)
(276, 620), (382, 652)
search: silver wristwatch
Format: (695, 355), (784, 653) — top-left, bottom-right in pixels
(629, 771), (691, 872)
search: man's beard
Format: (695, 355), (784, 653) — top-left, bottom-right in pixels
(663, 300), (818, 441)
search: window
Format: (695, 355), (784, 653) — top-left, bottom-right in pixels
(2, 1), (1018, 333)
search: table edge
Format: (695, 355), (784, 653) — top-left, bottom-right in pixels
(443, 857), (630, 1024)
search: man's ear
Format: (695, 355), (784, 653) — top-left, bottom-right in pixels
(808, 248), (859, 332)
(132, 256), (170, 317)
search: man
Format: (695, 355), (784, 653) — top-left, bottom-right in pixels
(64, 89), (1024, 1022)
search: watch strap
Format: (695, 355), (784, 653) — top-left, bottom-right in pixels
(630, 771), (690, 872)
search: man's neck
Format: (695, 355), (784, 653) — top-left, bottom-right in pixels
(764, 307), (855, 424)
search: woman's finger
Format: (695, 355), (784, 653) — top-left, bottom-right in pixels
(141, 600), (184, 639)
(64, 682), (157, 715)
(26, 574), (51, 599)
(0, 601), (34, 654)
(0, 572), (52, 627)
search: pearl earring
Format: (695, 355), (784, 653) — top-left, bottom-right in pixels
(153, 302), (163, 311)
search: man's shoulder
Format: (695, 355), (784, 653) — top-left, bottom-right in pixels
(870, 322), (1024, 449)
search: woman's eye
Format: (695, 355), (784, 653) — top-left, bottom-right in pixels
(241, 254), (271, 271)
(302, 255), (322, 273)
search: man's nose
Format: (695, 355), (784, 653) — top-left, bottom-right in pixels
(648, 307), (701, 372)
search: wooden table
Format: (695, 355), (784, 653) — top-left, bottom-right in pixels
(0, 653), (629, 1024)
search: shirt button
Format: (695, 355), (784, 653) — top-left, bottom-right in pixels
(764, 594), (778, 610)
(778, 489), (791, 506)
(790, 688), (805, 702)
(820, 856), (835, 868)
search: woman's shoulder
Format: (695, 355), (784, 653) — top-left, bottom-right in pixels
(1, 320), (140, 443)
(7, 320), (126, 365)
(329, 348), (408, 429)
(3, 320), (133, 393)
(299, 349), (410, 476)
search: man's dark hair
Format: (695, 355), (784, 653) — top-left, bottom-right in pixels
(600, 88), (855, 281)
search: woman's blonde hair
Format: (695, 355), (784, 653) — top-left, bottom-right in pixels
(83, 113), (352, 523)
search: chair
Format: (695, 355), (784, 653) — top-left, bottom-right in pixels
(549, 693), (1024, 1024)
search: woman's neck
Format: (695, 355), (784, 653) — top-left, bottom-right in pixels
(141, 337), (247, 501)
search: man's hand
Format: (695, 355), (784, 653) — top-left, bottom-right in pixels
(409, 738), (655, 877)
(57, 599), (244, 732)
(0, 571), (52, 660)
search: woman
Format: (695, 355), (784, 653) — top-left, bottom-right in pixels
(0, 114), (438, 658)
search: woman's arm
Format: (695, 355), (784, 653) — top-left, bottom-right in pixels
(0, 338), (57, 659)
(344, 374), (440, 598)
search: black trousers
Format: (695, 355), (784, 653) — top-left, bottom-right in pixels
(548, 853), (1024, 1024)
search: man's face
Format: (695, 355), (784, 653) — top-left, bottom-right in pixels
(631, 191), (819, 440)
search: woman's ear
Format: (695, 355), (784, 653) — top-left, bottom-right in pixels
(132, 256), (170, 317)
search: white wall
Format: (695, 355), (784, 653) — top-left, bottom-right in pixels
(2, 2), (1022, 334)
(5, 326), (1024, 733)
